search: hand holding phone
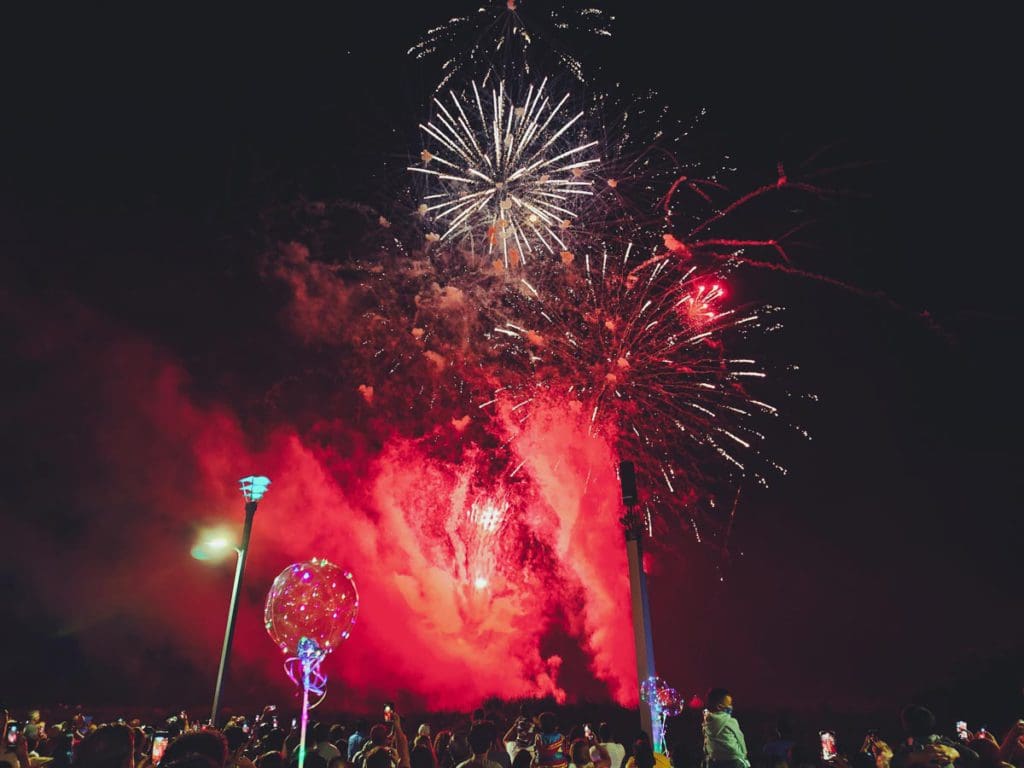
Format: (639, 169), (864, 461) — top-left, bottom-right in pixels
(820, 731), (837, 762)
(151, 732), (169, 765)
(6, 722), (21, 748)
(955, 722), (968, 742)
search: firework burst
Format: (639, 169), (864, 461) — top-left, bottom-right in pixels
(409, 78), (599, 268)
(408, 1), (614, 92)
(479, 238), (796, 538)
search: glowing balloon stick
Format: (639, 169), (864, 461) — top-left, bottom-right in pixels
(286, 637), (327, 768)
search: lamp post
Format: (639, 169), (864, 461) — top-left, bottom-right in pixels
(206, 475), (271, 727)
(619, 460), (658, 748)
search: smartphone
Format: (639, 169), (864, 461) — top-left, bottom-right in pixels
(956, 722), (968, 742)
(291, 718), (297, 730)
(242, 722), (251, 735)
(584, 724), (594, 742)
(384, 704), (393, 723)
(820, 731), (837, 762)
(5, 722), (19, 747)
(271, 716), (279, 730)
(151, 732), (170, 765)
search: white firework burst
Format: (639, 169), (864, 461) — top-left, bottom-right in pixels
(406, 3), (614, 93)
(408, 78), (600, 268)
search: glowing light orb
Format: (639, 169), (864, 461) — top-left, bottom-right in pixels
(264, 558), (359, 655)
(191, 527), (236, 561)
(473, 576), (489, 590)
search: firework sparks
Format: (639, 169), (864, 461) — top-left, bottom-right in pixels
(446, 493), (514, 598)
(481, 238), (795, 534)
(407, 2), (614, 92)
(262, 0), (827, 560)
(409, 79), (599, 267)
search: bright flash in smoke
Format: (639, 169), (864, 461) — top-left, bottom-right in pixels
(409, 79), (599, 268)
(447, 495), (512, 592)
(470, 496), (509, 532)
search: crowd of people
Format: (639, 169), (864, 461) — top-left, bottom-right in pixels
(2, 692), (1022, 768)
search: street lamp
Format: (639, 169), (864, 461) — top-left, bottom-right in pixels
(205, 475), (271, 727)
(619, 460), (658, 749)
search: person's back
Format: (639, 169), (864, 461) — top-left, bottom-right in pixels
(534, 715), (568, 768)
(329, 727), (348, 756)
(74, 725), (135, 768)
(624, 738), (664, 768)
(568, 740), (590, 768)
(488, 743), (511, 768)
(893, 707), (976, 768)
(257, 753), (286, 768)
(598, 724), (624, 768)
(456, 722), (501, 768)
(223, 726), (256, 768)
(411, 744), (437, 768)
(353, 726), (392, 768)
(315, 725), (341, 762)
(761, 719), (794, 767)
(349, 724), (370, 763)
(294, 755), (327, 768)
(702, 689), (749, 768)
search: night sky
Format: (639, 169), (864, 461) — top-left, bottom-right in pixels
(2, 3), (1021, 724)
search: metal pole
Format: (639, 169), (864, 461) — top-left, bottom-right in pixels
(619, 461), (658, 748)
(298, 669), (311, 768)
(210, 500), (257, 726)
(625, 525), (657, 744)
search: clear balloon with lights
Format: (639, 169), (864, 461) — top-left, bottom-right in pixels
(641, 676), (684, 753)
(265, 559), (359, 768)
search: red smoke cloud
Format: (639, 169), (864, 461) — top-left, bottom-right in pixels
(7, 289), (637, 710)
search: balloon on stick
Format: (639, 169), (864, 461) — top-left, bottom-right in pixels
(640, 676), (684, 754)
(264, 558), (359, 768)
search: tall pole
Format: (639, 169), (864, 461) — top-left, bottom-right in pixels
(619, 461), (658, 748)
(210, 499), (257, 726)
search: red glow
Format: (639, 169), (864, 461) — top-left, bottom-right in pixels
(20, 308), (639, 709)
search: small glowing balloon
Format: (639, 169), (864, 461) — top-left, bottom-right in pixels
(640, 675), (667, 704)
(264, 558), (359, 655)
(655, 686), (683, 717)
(641, 676), (684, 715)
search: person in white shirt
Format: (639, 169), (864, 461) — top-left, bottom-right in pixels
(598, 724), (624, 768)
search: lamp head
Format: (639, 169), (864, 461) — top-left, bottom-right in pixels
(191, 529), (236, 561)
(239, 475), (271, 503)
